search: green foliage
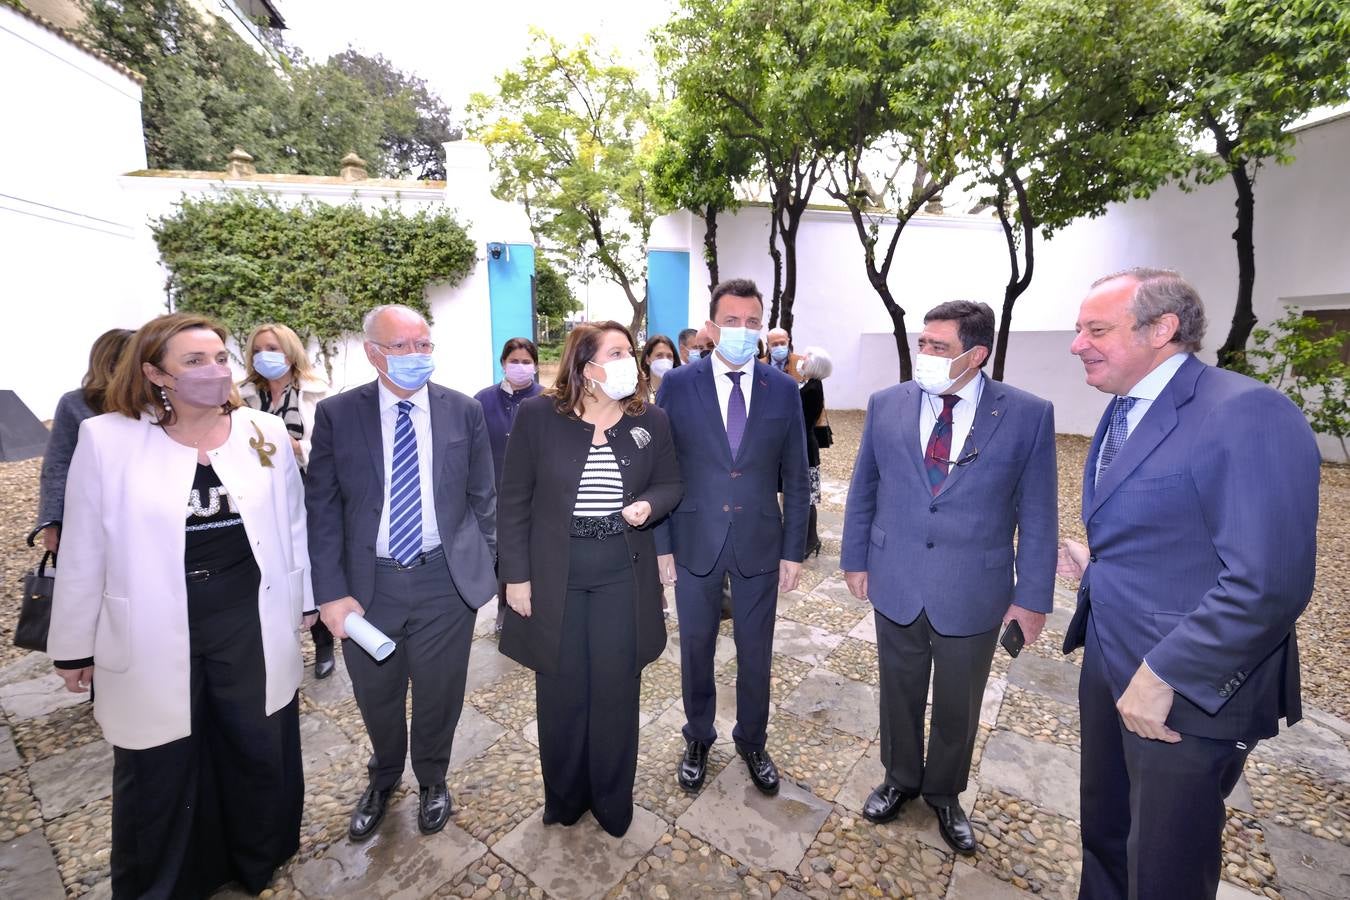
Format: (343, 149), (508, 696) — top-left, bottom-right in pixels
(1232, 309), (1349, 458)
(534, 255), (580, 331)
(151, 192), (476, 365)
(79, 0), (455, 177)
(467, 31), (658, 335)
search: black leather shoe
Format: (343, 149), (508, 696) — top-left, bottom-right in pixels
(739, 747), (779, 795)
(314, 644), (335, 680)
(931, 802), (977, 855)
(862, 784), (917, 823)
(677, 739), (710, 792)
(348, 786), (391, 842)
(418, 781), (452, 835)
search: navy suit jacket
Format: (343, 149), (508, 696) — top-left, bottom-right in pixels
(840, 376), (1058, 635)
(654, 356), (810, 576)
(1063, 355), (1320, 740)
(305, 380), (499, 610)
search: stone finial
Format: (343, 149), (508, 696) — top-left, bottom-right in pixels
(924, 195), (945, 215)
(225, 147), (256, 178)
(339, 152), (369, 181)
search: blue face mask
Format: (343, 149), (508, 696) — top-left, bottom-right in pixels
(380, 350), (435, 391)
(716, 325), (760, 366)
(252, 350), (291, 381)
(688, 349), (702, 361)
(769, 345), (789, 362)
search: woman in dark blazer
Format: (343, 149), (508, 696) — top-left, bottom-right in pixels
(497, 321), (682, 838)
(798, 346), (833, 558)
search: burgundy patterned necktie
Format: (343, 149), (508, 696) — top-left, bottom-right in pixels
(924, 394), (960, 495)
(725, 371), (747, 457)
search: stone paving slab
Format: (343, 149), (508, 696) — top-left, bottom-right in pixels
(779, 668), (879, 739)
(0, 652), (53, 685)
(28, 739), (112, 820)
(948, 861), (1035, 898)
(847, 610), (877, 644)
(675, 759), (832, 873)
(0, 673), (90, 721)
(1216, 880), (1267, 899)
(1005, 653), (1080, 707)
(1226, 773), (1256, 813)
(1255, 716), (1350, 783)
(0, 831), (65, 899)
(659, 631), (737, 671)
(448, 704), (507, 772)
(493, 806), (666, 899)
(771, 619), (843, 667)
(289, 794), (486, 899)
(301, 652), (354, 708)
(981, 676), (1008, 729)
(0, 725), (19, 775)
(473, 599), (501, 638)
(1259, 821), (1350, 900)
(979, 730), (1081, 821)
(465, 639), (523, 694)
(300, 712), (353, 777)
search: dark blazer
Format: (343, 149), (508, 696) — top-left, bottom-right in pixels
(305, 380), (498, 610)
(840, 376), (1058, 635)
(1063, 355), (1320, 740)
(654, 356), (810, 576)
(473, 380), (545, 492)
(800, 378), (824, 468)
(497, 396), (683, 675)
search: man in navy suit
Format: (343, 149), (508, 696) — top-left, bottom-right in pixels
(841, 301), (1058, 854)
(1059, 269), (1320, 899)
(656, 278), (810, 795)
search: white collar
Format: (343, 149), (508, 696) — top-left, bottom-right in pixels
(921, 370), (984, 404)
(1124, 352), (1190, 401)
(711, 351), (753, 379)
(377, 379), (429, 413)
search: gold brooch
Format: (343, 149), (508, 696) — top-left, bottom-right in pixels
(249, 421), (276, 468)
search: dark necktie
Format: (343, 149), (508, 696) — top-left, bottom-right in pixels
(924, 394), (960, 495)
(388, 400), (423, 565)
(1096, 395), (1137, 485)
(725, 371), (747, 457)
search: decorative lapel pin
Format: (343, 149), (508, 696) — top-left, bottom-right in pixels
(991, 409), (1001, 417)
(630, 426), (651, 449)
(249, 421), (277, 468)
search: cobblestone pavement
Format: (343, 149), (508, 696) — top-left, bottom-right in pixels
(2, 482), (1348, 899)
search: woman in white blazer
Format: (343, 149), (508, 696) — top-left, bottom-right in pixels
(49, 313), (316, 900)
(237, 321), (336, 678)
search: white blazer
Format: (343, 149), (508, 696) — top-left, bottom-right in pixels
(237, 376), (329, 465)
(48, 407), (314, 750)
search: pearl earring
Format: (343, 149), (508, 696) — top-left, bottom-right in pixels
(160, 387), (172, 413)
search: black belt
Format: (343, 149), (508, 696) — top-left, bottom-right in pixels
(185, 554), (255, 583)
(375, 545), (445, 570)
(569, 512), (627, 540)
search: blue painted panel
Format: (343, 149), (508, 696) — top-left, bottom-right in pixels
(486, 243), (536, 383)
(646, 249), (691, 345)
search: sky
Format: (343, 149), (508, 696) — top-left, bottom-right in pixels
(276, 0), (677, 117)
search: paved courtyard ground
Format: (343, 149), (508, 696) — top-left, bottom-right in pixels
(1, 426), (1347, 899)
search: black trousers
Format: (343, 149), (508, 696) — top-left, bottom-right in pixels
(675, 533), (778, 752)
(1078, 618), (1252, 900)
(111, 560), (302, 899)
(344, 554), (476, 790)
(536, 535), (641, 837)
(875, 608), (998, 807)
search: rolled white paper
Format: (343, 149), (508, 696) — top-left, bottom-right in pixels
(344, 613), (396, 661)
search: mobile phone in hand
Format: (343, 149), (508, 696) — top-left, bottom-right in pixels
(1000, 619), (1026, 658)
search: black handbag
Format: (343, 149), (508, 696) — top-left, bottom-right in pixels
(16, 525), (55, 652)
(813, 410), (833, 449)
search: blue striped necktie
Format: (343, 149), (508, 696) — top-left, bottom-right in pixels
(388, 400), (423, 565)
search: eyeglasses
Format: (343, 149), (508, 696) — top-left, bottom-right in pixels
(929, 424), (980, 468)
(371, 340), (435, 355)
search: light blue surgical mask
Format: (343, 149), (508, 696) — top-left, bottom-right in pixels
(252, 350), (291, 381)
(715, 325), (760, 366)
(769, 345), (789, 362)
(379, 349), (435, 391)
(688, 349), (703, 361)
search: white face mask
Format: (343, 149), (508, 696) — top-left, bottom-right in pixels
(649, 357), (674, 379)
(913, 348), (975, 395)
(588, 356), (638, 400)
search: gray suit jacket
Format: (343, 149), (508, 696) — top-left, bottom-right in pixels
(305, 380), (498, 609)
(841, 375), (1058, 635)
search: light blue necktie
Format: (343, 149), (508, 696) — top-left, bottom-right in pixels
(388, 400), (423, 565)
(1096, 395), (1137, 485)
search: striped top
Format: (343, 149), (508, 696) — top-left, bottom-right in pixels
(573, 443), (625, 516)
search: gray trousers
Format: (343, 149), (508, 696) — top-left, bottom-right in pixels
(875, 609), (999, 807)
(343, 557), (477, 790)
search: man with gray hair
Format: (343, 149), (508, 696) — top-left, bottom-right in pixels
(1058, 269), (1320, 899)
(306, 304), (498, 842)
(763, 327), (805, 382)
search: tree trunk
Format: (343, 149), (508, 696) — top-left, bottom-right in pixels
(993, 276), (1030, 382)
(779, 207), (802, 335)
(767, 203), (784, 327)
(991, 171), (1035, 382)
(1217, 164), (1258, 368)
(871, 274), (913, 382)
(702, 204), (719, 296)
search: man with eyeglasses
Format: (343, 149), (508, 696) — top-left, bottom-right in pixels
(841, 300), (1057, 855)
(305, 304), (498, 842)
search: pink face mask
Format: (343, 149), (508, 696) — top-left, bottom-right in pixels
(168, 364), (233, 408)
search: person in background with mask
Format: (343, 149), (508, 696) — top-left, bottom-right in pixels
(677, 327), (698, 364)
(840, 300), (1057, 855)
(640, 334), (681, 401)
(684, 327), (715, 363)
(49, 313), (315, 897)
(797, 346), (833, 558)
(762, 327), (805, 383)
(655, 278), (810, 797)
(497, 322), (682, 837)
(475, 337), (545, 631)
(239, 322), (334, 676)
(305, 304), (498, 842)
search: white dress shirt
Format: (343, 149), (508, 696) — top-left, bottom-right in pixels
(375, 380), (441, 556)
(917, 371), (984, 460)
(1094, 352), (1190, 484)
(710, 350), (756, 428)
